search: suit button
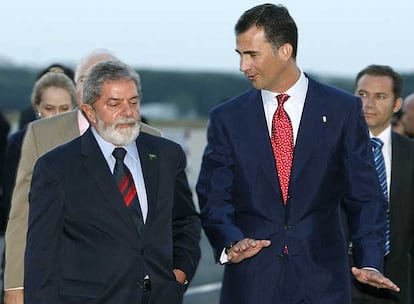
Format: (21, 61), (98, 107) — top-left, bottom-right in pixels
(284, 225), (292, 230)
(140, 249), (145, 255)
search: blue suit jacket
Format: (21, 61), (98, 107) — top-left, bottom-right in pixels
(25, 128), (201, 304)
(197, 77), (387, 304)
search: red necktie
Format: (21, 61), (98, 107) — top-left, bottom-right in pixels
(271, 93), (293, 205)
(112, 148), (144, 234)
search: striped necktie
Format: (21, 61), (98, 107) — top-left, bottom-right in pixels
(112, 147), (144, 234)
(371, 137), (390, 255)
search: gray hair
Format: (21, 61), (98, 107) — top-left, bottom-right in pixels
(82, 60), (142, 106)
(74, 49), (118, 84)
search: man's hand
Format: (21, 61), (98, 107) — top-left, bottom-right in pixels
(351, 267), (400, 292)
(227, 238), (271, 264)
(173, 268), (187, 285)
(4, 289), (24, 304)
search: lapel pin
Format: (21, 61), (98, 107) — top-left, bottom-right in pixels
(322, 116), (327, 123)
(148, 153), (157, 160)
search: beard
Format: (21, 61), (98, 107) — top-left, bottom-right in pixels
(95, 115), (141, 146)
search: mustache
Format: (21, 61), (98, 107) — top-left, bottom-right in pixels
(114, 117), (139, 126)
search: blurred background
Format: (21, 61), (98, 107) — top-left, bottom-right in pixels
(1, 0), (414, 303)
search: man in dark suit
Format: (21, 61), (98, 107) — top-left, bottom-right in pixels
(0, 112), (9, 230)
(196, 4), (399, 304)
(24, 60), (201, 304)
(351, 65), (414, 304)
(4, 50), (162, 304)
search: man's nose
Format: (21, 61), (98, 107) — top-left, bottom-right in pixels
(121, 102), (137, 117)
(363, 96), (376, 108)
(239, 56), (251, 73)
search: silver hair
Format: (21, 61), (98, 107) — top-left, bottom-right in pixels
(82, 60), (142, 106)
(74, 49), (118, 84)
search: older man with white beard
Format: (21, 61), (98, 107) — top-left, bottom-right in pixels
(3, 50), (163, 304)
(24, 60), (201, 304)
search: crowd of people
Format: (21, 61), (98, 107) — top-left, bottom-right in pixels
(0, 3), (413, 304)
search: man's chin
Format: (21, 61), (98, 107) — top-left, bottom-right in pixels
(99, 125), (140, 146)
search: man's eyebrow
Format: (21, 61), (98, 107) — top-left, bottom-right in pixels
(235, 49), (258, 55)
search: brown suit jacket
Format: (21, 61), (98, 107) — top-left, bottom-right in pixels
(4, 109), (161, 289)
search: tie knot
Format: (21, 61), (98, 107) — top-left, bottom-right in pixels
(276, 93), (290, 106)
(371, 137), (384, 149)
(112, 147), (127, 161)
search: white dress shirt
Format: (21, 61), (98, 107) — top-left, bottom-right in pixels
(92, 127), (148, 222)
(261, 70), (309, 143)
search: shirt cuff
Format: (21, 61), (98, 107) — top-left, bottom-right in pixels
(219, 248), (230, 264)
(4, 287), (24, 291)
(362, 267), (379, 273)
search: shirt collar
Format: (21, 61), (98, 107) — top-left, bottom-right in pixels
(261, 70), (308, 106)
(370, 125), (392, 148)
(77, 109), (90, 135)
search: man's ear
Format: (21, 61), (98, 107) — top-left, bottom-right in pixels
(278, 43), (293, 61)
(81, 104), (96, 124)
(393, 97), (403, 113)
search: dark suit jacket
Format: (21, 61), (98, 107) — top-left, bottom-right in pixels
(0, 112), (10, 173)
(0, 112), (10, 232)
(197, 77), (387, 304)
(24, 128), (201, 304)
(0, 129), (26, 232)
(352, 132), (414, 304)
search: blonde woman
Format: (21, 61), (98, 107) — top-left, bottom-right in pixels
(1, 70), (76, 230)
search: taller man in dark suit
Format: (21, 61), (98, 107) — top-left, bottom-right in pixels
(351, 65), (414, 304)
(196, 4), (399, 304)
(24, 61), (201, 304)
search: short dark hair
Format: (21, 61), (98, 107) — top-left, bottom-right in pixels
(355, 64), (403, 99)
(82, 60), (141, 106)
(235, 3), (298, 58)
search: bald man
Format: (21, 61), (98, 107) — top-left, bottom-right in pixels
(402, 93), (414, 137)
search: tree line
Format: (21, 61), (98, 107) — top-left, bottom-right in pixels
(1, 66), (414, 118)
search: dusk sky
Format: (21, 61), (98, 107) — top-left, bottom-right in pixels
(1, 0), (413, 77)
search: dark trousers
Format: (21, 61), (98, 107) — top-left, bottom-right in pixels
(349, 254), (401, 304)
(352, 279), (399, 304)
(141, 290), (151, 304)
(271, 257), (306, 304)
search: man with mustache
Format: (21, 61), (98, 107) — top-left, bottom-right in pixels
(3, 50), (162, 304)
(24, 60), (201, 304)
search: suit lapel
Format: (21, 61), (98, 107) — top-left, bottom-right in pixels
(137, 134), (160, 229)
(290, 79), (327, 183)
(390, 132), (405, 211)
(243, 90), (282, 199)
(81, 128), (135, 230)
